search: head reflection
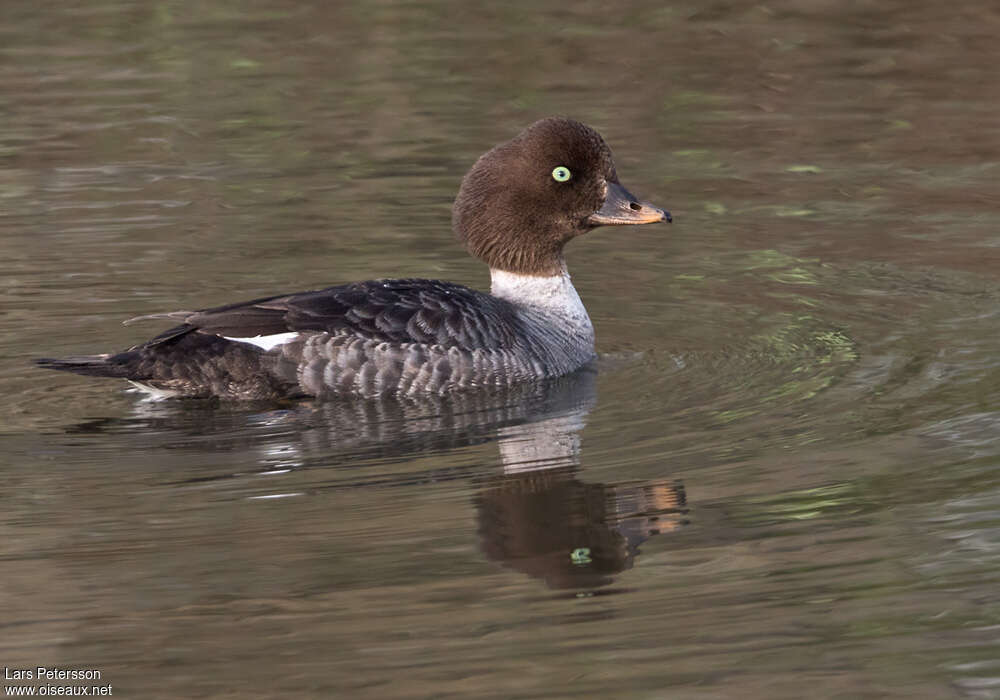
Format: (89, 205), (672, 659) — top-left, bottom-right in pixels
(476, 405), (687, 590)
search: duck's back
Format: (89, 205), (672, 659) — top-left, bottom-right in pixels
(38, 279), (569, 399)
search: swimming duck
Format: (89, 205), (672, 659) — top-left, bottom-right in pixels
(36, 117), (671, 399)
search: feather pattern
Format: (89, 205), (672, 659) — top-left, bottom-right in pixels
(41, 278), (595, 399)
(157, 279), (525, 349)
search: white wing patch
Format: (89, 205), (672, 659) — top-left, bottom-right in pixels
(127, 380), (181, 400)
(222, 332), (300, 351)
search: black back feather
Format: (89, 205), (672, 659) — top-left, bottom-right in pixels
(145, 279), (524, 351)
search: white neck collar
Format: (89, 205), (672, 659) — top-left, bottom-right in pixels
(489, 264), (592, 332)
(490, 263), (576, 308)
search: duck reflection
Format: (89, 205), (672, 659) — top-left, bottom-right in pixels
(300, 366), (687, 590)
(476, 397), (686, 590)
(477, 468), (686, 590)
(72, 366), (688, 590)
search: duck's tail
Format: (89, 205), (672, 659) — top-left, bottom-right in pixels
(34, 353), (137, 378)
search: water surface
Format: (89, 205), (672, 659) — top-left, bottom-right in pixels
(3, 1), (1000, 698)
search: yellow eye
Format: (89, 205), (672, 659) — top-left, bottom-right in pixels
(551, 166), (572, 182)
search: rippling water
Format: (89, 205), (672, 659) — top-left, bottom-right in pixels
(3, 1), (1000, 698)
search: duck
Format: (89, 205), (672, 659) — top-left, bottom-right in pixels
(35, 117), (671, 399)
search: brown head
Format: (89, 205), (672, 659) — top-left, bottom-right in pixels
(452, 117), (670, 276)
